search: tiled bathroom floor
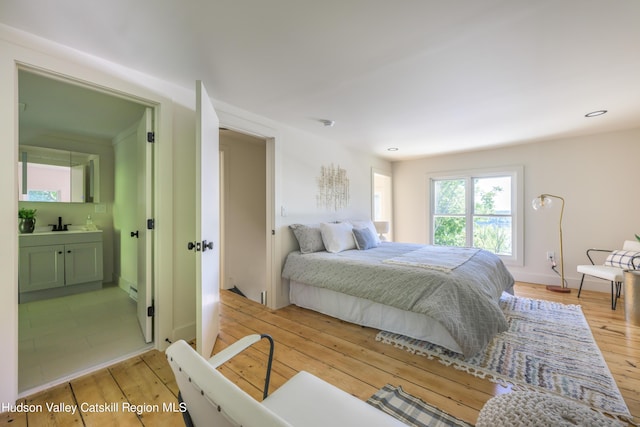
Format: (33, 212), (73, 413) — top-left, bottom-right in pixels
(18, 284), (152, 393)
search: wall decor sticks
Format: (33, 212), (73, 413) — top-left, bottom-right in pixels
(317, 164), (350, 211)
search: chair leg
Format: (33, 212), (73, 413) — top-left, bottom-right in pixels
(610, 281), (619, 310)
(578, 274), (586, 298)
(613, 281), (622, 310)
(611, 280), (616, 310)
(579, 274), (619, 310)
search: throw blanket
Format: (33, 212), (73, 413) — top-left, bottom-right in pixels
(282, 243), (514, 357)
(383, 245), (480, 272)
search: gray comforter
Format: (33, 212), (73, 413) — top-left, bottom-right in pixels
(281, 242), (514, 357)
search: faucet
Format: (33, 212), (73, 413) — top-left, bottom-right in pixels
(48, 216), (70, 232)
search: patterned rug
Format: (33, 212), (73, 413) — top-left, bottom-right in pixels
(368, 384), (472, 427)
(376, 294), (631, 420)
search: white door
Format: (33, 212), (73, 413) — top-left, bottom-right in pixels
(137, 108), (153, 343)
(195, 81), (220, 357)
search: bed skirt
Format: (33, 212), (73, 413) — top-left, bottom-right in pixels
(289, 280), (463, 353)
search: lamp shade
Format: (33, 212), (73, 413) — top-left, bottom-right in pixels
(532, 195), (553, 210)
(374, 221), (390, 234)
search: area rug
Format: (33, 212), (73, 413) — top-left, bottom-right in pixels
(368, 384), (472, 427)
(376, 294), (631, 420)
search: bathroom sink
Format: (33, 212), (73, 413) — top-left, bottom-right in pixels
(23, 226), (101, 236)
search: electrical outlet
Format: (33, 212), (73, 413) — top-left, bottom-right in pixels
(546, 251), (555, 262)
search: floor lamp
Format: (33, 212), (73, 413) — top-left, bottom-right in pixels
(532, 194), (570, 293)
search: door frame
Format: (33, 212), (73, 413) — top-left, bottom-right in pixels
(10, 61), (174, 397)
(218, 130), (269, 302)
(215, 111), (280, 309)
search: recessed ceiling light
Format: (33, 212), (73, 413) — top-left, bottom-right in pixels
(585, 110), (607, 117)
(319, 119), (335, 127)
(387, 147), (399, 151)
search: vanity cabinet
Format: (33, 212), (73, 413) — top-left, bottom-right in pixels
(19, 231), (103, 302)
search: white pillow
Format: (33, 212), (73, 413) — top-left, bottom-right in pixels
(348, 220), (381, 245)
(320, 222), (356, 253)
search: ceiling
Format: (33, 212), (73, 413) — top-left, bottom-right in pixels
(2, 1), (640, 160)
(18, 70), (147, 142)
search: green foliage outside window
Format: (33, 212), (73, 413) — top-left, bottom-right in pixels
(433, 178), (512, 255)
(28, 190), (60, 202)
(434, 216), (466, 247)
(433, 179), (466, 246)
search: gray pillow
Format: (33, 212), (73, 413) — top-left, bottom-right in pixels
(352, 227), (378, 250)
(289, 224), (326, 253)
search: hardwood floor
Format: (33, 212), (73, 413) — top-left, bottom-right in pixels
(2, 282), (638, 426)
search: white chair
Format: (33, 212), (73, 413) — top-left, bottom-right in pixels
(577, 239), (640, 310)
(165, 336), (407, 427)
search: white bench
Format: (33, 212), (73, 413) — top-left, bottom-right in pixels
(166, 337), (406, 427)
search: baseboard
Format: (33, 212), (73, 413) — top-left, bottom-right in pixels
(118, 276), (135, 293)
(118, 277), (140, 301)
(172, 322), (196, 343)
(512, 271), (622, 294)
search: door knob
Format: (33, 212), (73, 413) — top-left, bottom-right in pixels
(131, 231), (139, 238)
(187, 241), (202, 251)
(188, 241), (207, 252)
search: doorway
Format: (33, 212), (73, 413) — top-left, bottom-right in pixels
(219, 129), (268, 303)
(372, 169), (393, 241)
(17, 68), (154, 393)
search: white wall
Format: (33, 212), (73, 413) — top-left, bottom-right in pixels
(393, 128), (640, 289)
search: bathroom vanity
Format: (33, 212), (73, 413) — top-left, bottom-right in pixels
(19, 230), (104, 303)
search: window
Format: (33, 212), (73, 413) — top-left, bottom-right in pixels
(429, 167), (523, 265)
(27, 189), (62, 202)
(19, 162), (71, 202)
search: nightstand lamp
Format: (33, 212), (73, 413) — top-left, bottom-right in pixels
(374, 221), (390, 241)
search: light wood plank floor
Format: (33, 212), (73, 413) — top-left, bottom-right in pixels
(2, 282), (638, 426)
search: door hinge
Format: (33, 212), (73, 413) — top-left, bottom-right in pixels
(147, 305), (154, 317)
(147, 132), (155, 143)
(147, 218), (155, 230)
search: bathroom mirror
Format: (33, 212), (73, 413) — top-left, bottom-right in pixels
(18, 145), (100, 203)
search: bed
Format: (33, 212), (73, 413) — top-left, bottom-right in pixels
(282, 223), (514, 358)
